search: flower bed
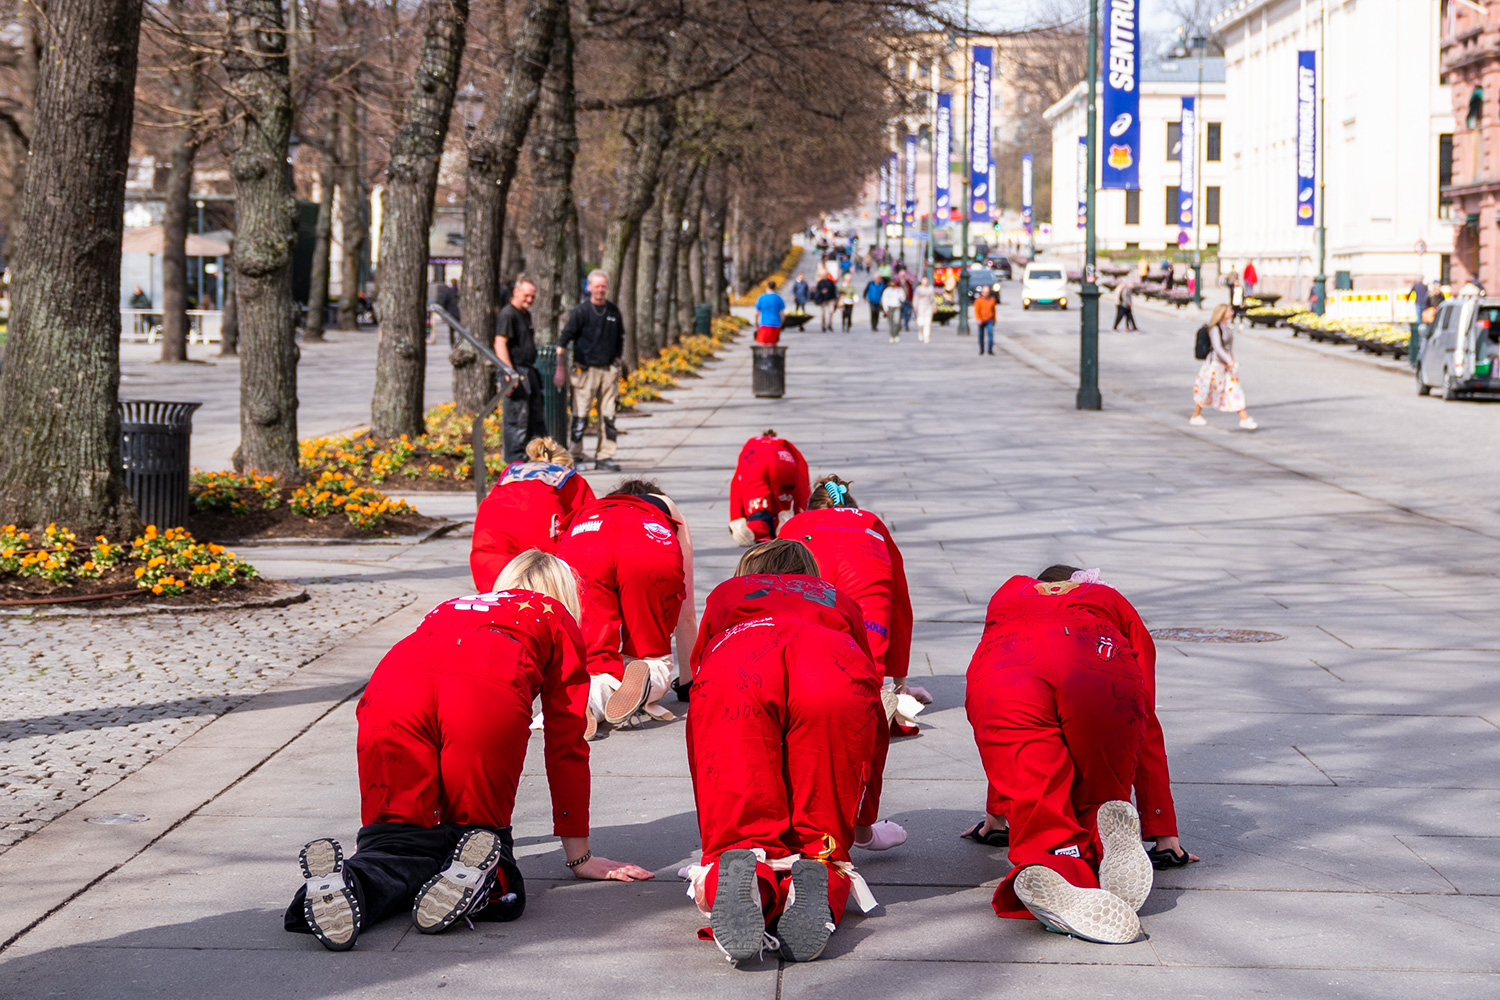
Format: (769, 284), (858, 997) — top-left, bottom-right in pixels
(0, 522), (272, 606)
(1246, 305), (1304, 326)
(187, 469), (445, 542)
(731, 247), (804, 306)
(1287, 314), (1410, 357)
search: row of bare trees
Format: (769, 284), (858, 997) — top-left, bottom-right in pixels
(0, 0), (957, 536)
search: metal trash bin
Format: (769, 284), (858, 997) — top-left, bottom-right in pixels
(751, 345), (786, 398)
(694, 303), (712, 335)
(118, 400), (202, 529)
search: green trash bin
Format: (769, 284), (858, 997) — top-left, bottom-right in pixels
(694, 303), (712, 335)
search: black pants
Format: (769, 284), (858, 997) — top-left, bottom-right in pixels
(869, 303), (881, 330)
(502, 366), (547, 464)
(841, 304), (854, 330)
(1113, 305), (1136, 331)
(284, 823), (525, 935)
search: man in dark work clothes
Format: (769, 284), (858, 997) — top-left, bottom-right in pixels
(494, 279), (546, 463)
(555, 269), (625, 472)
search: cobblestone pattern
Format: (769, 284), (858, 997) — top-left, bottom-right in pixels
(0, 582), (414, 851)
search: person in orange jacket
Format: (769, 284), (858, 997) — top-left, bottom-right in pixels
(728, 430), (810, 546)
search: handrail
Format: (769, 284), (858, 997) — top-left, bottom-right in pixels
(427, 303), (521, 504)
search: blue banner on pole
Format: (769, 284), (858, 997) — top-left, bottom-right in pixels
(970, 46), (993, 221)
(878, 158), (888, 224)
(1077, 136), (1088, 229)
(888, 152), (899, 225)
(1101, 0), (1141, 190)
(935, 93), (952, 217)
(904, 132), (917, 224)
(1296, 49), (1316, 227)
(1021, 152), (1033, 231)
(1178, 97), (1195, 230)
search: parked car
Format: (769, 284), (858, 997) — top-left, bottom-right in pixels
(965, 267), (998, 300)
(1021, 262), (1069, 310)
(1418, 296), (1500, 399)
(986, 256), (1013, 280)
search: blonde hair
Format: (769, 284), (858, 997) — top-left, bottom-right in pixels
(495, 549), (582, 621)
(1209, 303), (1232, 329)
(524, 436), (573, 466)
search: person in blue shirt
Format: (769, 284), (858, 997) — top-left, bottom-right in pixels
(791, 274), (810, 312)
(863, 276), (885, 331)
(755, 280), (787, 345)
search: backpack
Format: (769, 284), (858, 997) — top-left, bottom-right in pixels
(1194, 324), (1213, 360)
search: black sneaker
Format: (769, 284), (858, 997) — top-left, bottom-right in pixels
(594, 459), (621, 472)
(776, 859), (833, 962)
(710, 850), (767, 965)
(300, 838), (361, 951)
(413, 829), (503, 934)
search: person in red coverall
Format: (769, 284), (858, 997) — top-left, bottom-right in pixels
(469, 436), (595, 590)
(779, 476), (928, 711)
(961, 564), (1197, 945)
(684, 539), (897, 965)
(556, 479), (696, 734)
(284, 551), (652, 952)
(727, 429), (809, 546)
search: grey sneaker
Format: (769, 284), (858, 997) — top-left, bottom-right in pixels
(710, 850), (767, 965)
(413, 829), (503, 934)
(1096, 800), (1153, 912)
(300, 838), (361, 951)
(776, 859), (834, 962)
(1013, 865), (1142, 944)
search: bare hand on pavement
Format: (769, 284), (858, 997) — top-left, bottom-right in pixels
(571, 855), (655, 881)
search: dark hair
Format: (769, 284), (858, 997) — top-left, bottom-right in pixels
(762, 428), (777, 437)
(736, 539), (819, 577)
(1037, 564), (1083, 582)
(808, 475), (857, 510)
(766, 280), (778, 291)
(610, 479), (663, 497)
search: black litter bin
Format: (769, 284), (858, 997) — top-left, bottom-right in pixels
(752, 345), (786, 398)
(119, 400), (202, 529)
(694, 303), (712, 335)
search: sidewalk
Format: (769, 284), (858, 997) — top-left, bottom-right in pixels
(3, 306), (1500, 997)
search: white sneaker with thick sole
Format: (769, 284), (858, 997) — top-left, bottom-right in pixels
(413, 829), (503, 934)
(1188, 415), (1207, 426)
(1096, 800), (1153, 912)
(1013, 865), (1142, 944)
(300, 838), (361, 951)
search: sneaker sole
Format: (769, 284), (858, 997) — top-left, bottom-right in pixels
(1096, 800), (1153, 912)
(300, 838), (360, 951)
(710, 850), (766, 965)
(1013, 865), (1142, 944)
(777, 860), (833, 963)
(583, 707), (598, 741)
(603, 659), (651, 725)
(413, 829), (502, 934)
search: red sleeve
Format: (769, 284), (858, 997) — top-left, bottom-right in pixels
(1099, 590), (1176, 838)
(561, 473), (596, 517)
(539, 612), (592, 837)
(874, 517), (913, 679)
(728, 442), (753, 522)
(469, 489), (511, 591)
(791, 443), (810, 513)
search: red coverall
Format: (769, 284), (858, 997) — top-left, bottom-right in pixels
(964, 575), (1177, 920)
(729, 436), (810, 542)
(555, 494), (686, 678)
(687, 574), (889, 929)
(780, 508), (913, 680)
(469, 462), (596, 591)
(357, 590), (591, 838)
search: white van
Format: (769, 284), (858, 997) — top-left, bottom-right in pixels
(1021, 262), (1069, 310)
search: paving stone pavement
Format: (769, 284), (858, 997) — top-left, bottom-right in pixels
(0, 581), (413, 851)
(2, 258), (1499, 997)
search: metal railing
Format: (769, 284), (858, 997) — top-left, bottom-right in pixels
(428, 303), (519, 503)
(121, 309), (223, 344)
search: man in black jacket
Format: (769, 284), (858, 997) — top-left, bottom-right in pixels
(555, 270), (625, 471)
(494, 279), (546, 463)
(813, 270), (838, 331)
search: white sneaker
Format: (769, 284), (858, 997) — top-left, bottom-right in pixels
(1188, 415), (1207, 426)
(1012, 865), (1142, 944)
(1239, 417), (1258, 430)
(1096, 800), (1153, 912)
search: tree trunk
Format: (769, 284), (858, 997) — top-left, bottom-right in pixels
(370, 0), (468, 440)
(219, 237), (239, 355)
(524, 7), (578, 386)
(453, 0), (565, 415)
(302, 151), (336, 342)
(618, 228), (638, 368)
(655, 160), (695, 349)
(224, 0), (300, 481)
(707, 163), (728, 313)
(160, 0), (200, 364)
(335, 85), (366, 330)
(0, 0), (144, 536)
(600, 102), (672, 298)
(634, 191), (663, 361)
(677, 164), (705, 337)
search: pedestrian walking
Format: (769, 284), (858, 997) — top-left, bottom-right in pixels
(881, 281), (905, 342)
(839, 273), (857, 331)
(754, 280), (786, 345)
(1111, 282), (1136, 331)
(914, 275), (936, 343)
(556, 270), (625, 470)
(900, 271), (915, 333)
(436, 278), (460, 344)
(495, 279), (547, 463)
(470, 436), (596, 590)
(792, 273), (810, 313)
(814, 271), (838, 331)
(974, 286), (997, 355)
(1190, 303), (1258, 430)
(864, 276), (885, 331)
(283, 553), (652, 952)
(1410, 276), (1429, 322)
(1136, 257), (1150, 282)
(1242, 260), (1258, 296)
(1228, 274), (1246, 328)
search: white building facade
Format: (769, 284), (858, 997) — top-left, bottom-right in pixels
(1214, 0), (1454, 297)
(1045, 59), (1228, 259)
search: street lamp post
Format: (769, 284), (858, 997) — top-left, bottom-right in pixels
(196, 199), (205, 308)
(1312, 0), (1328, 314)
(1078, 0), (1102, 410)
(1192, 34), (1206, 308)
(957, 0), (970, 336)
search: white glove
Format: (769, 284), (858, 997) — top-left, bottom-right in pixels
(728, 518), (756, 547)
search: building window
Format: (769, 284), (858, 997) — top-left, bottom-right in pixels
(1125, 189), (1140, 225)
(1166, 122), (1182, 162)
(1206, 123), (1222, 161)
(1206, 186), (1220, 225)
(1441, 253), (1452, 284)
(1165, 186), (1179, 225)
(1440, 132), (1454, 218)
(1125, 242), (1140, 250)
(919, 58), (932, 81)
